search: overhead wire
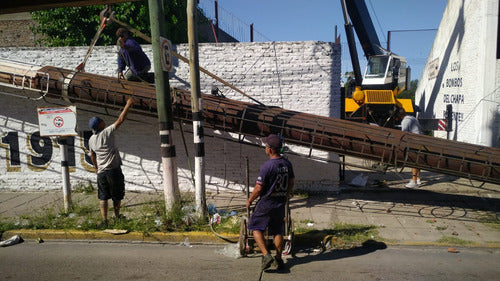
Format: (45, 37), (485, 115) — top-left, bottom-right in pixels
(367, 0), (387, 43)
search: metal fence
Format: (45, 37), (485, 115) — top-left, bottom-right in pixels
(198, 0), (271, 42)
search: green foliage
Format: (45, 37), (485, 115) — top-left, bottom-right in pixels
(478, 213), (500, 231)
(294, 222), (381, 249)
(30, 0), (210, 47)
(73, 181), (95, 194)
(0, 192), (209, 234)
(436, 236), (474, 246)
(397, 79), (419, 101)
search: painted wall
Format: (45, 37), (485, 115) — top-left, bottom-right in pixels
(415, 0), (500, 147)
(0, 41), (342, 192)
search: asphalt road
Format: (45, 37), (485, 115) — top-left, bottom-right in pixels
(1, 240), (499, 281)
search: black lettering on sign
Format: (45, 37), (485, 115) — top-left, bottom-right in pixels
(443, 94), (465, 104)
(450, 61), (460, 72)
(445, 77), (462, 88)
(1, 132), (21, 172)
(443, 110), (464, 122)
(450, 94), (464, 104)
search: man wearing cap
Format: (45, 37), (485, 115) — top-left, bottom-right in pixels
(88, 97), (134, 227)
(246, 134), (295, 271)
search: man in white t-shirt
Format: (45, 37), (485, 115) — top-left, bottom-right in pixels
(88, 97), (134, 227)
(399, 110), (423, 188)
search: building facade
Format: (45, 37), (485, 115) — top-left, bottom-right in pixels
(0, 41), (342, 192)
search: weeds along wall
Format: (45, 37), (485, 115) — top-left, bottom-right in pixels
(0, 41), (341, 192)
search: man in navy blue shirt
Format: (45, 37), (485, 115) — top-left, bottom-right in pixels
(116, 27), (151, 82)
(246, 134), (295, 271)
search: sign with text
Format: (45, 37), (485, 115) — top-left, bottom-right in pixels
(37, 106), (78, 137)
(160, 36), (173, 72)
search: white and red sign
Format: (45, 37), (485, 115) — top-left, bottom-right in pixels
(437, 119), (448, 131)
(37, 106), (78, 136)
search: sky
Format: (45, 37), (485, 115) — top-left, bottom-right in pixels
(198, 0), (448, 82)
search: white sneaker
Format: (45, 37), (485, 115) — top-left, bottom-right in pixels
(416, 179), (421, 185)
(405, 180), (418, 188)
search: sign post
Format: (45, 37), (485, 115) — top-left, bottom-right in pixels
(37, 106), (78, 213)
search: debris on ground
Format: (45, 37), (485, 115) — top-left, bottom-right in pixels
(211, 213), (221, 225)
(103, 229), (129, 235)
(179, 238), (192, 248)
(0, 235), (24, 247)
(349, 173), (369, 187)
(216, 242), (241, 259)
(447, 247), (460, 253)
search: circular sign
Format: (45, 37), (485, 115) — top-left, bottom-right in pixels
(53, 116), (64, 128)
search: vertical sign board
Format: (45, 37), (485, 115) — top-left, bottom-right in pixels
(160, 36), (173, 72)
(37, 106), (77, 212)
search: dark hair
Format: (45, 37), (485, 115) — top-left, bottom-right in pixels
(116, 27), (129, 37)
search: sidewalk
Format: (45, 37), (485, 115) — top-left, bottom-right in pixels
(1, 167), (500, 248)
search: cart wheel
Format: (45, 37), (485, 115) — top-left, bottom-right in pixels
(283, 220), (296, 257)
(289, 231), (296, 257)
(239, 218), (247, 257)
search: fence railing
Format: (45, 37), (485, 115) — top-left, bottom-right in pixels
(198, 0), (270, 42)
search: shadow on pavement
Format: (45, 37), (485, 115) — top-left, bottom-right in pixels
(270, 240), (387, 273)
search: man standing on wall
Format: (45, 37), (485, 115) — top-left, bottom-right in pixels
(116, 27), (151, 82)
(399, 109), (423, 188)
(88, 97), (134, 227)
(246, 134), (295, 271)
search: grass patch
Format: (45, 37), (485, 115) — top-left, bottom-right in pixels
(437, 236), (474, 246)
(478, 213), (500, 231)
(292, 190), (310, 199)
(73, 181), (96, 194)
(0, 192), (216, 236)
(295, 222), (380, 249)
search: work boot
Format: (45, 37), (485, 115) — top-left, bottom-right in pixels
(261, 253), (274, 270)
(98, 219), (108, 229)
(274, 256), (285, 270)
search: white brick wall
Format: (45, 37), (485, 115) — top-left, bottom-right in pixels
(415, 0), (500, 147)
(0, 41), (342, 192)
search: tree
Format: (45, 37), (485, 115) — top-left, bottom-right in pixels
(398, 79), (419, 102)
(30, 0), (209, 47)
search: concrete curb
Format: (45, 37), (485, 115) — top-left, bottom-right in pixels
(2, 229), (239, 244)
(4, 229), (500, 249)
